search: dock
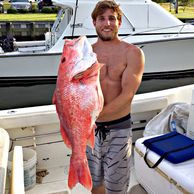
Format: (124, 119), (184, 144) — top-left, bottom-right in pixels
(0, 21), (54, 41)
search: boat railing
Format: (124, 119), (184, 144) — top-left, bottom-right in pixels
(122, 23), (194, 40)
(177, 23), (188, 35)
(14, 40), (46, 53)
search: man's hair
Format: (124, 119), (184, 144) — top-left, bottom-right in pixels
(91, 0), (123, 21)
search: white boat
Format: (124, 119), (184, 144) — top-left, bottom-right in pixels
(0, 0), (194, 109)
(1, 84), (194, 194)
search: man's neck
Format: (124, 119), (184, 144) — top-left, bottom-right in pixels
(97, 37), (121, 46)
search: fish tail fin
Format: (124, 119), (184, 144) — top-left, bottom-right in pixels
(68, 156), (92, 191)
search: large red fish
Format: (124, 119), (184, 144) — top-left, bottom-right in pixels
(53, 36), (103, 190)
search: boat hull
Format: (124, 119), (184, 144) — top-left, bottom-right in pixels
(0, 36), (194, 77)
(0, 37), (194, 109)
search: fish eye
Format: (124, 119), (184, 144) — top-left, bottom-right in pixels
(61, 57), (66, 63)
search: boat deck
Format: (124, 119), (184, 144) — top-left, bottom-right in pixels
(4, 146), (148, 194)
(24, 156), (147, 194)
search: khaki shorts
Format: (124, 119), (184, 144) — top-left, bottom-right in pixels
(86, 114), (132, 194)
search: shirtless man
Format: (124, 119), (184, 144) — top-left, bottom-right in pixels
(86, 1), (145, 194)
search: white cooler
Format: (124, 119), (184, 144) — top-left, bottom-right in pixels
(134, 136), (194, 194)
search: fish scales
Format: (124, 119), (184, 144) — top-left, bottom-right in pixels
(53, 36), (104, 190)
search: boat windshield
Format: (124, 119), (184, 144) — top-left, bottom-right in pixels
(51, 7), (73, 39)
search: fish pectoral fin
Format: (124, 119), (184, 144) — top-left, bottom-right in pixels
(68, 156), (92, 191)
(87, 126), (95, 149)
(60, 125), (72, 149)
(73, 71), (84, 79)
(72, 61), (99, 80)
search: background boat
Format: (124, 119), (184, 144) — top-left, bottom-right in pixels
(0, 0), (194, 110)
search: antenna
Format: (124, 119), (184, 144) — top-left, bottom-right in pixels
(71, 0), (79, 38)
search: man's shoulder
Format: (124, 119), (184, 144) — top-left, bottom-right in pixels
(121, 41), (143, 56)
(121, 40), (138, 49)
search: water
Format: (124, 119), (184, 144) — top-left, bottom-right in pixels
(0, 77), (194, 110)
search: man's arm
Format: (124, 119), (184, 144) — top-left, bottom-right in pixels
(98, 45), (144, 121)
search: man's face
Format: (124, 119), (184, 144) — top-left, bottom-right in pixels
(93, 9), (121, 41)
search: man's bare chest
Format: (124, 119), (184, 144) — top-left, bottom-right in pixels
(99, 60), (126, 81)
(95, 50), (127, 79)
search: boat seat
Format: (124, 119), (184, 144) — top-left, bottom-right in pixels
(18, 46), (46, 53)
(14, 40), (46, 47)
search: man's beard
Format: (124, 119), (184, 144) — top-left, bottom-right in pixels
(96, 29), (118, 41)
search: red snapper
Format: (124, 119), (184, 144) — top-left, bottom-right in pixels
(53, 36), (103, 190)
